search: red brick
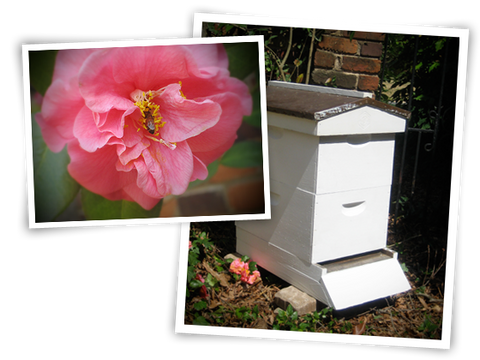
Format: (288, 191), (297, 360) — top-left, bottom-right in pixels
(209, 165), (258, 184)
(358, 75), (380, 91)
(342, 31), (385, 42)
(159, 196), (178, 217)
(314, 50), (336, 69)
(360, 42), (383, 58)
(311, 69), (357, 89)
(318, 35), (358, 55)
(177, 189), (228, 216)
(227, 180), (265, 214)
(342, 56), (381, 74)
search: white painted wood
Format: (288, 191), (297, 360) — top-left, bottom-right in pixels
(315, 106), (406, 135)
(236, 226), (330, 304)
(237, 180), (391, 263)
(312, 186), (392, 262)
(267, 125), (319, 193)
(321, 258), (411, 310)
(315, 134), (396, 193)
(268, 107), (406, 137)
(236, 226), (410, 309)
(268, 112), (318, 136)
(268, 124), (397, 194)
(236, 179), (314, 263)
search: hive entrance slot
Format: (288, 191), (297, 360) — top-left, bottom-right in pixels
(342, 200), (366, 216)
(318, 250), (394, 273)
(347, 134), (371, 147)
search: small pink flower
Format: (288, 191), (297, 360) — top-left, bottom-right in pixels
(189, 241), (192, 249)
(36, 45), (252, 210)
(195, 273), (208, 298)
(229, 258), (245, 275)
(229, 258), (261, 284)
(242, 270), (261, 285)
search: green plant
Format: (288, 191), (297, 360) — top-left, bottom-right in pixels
(235, 305), (259, 323)
(418, 314), (441, 338)
(204, 23), (323, 84)
(380, 35), (457, 131)
(273, 305), (335, 332)
(186, 231), (214, 297)
(273, 304), (299, 331)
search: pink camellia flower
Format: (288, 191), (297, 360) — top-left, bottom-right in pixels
(35, 44), (252, 210)
(229, 258), (245, 275)
(229, 257), (261, 284)
(241, 270), (261, 285)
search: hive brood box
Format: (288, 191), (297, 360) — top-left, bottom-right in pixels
(236, 81), (411, 310)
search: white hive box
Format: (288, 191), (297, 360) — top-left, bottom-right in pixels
(236, 82), (411, 310)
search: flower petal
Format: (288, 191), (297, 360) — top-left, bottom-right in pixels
(52, 49), (97, 83)
(183, 43), (229, 75)
(73, 106), (118, 152)
(117, 138), (150, 167)
(37, 77), (85, 152)
(138, 140), (194, 197)
(190, 155), (208, 182)
(111, 46), (193, 90)
(67, 141), (137, 199)
(121, 182), (162, 211)
(78, 49), (136, 113)
(187, 92), (245, 163)
(177, 70), (252, 117)
(159, 84), (222, 143)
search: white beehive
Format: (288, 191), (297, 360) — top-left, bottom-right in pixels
(236, 81), (411, 310)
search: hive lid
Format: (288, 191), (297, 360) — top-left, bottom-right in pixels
(267, 81), (411, 122)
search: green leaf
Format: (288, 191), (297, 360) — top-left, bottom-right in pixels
(224, 42), (259, 80)
(220, 141), (263, 168)
(193, 316), (210, 326)
(435, 39), (446, 52)
(189, 279), (205, 290)
(194, 301), (208, 311)
(242, 88), (262, 128)
(428, 61), (440, 73)
(187, 266), (196, 283)
(204, 273), (217, 288)
(80, 188), (163, 220)
(28, 50), (57, 96)
(188, 251), (200, 268)
(32, 115), (80, 222)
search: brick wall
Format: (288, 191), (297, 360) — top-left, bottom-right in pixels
(311, 30), (385, 95)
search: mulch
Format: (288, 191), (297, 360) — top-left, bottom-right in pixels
(185, 218), (446, 339)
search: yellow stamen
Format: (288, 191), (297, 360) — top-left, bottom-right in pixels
(132, 91), (165, 136)
(178, 81), (186, 99)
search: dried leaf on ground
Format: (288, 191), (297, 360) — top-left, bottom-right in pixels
(203, 260), (231, 287)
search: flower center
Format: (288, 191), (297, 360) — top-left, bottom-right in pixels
(131, 90), (176, 150)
